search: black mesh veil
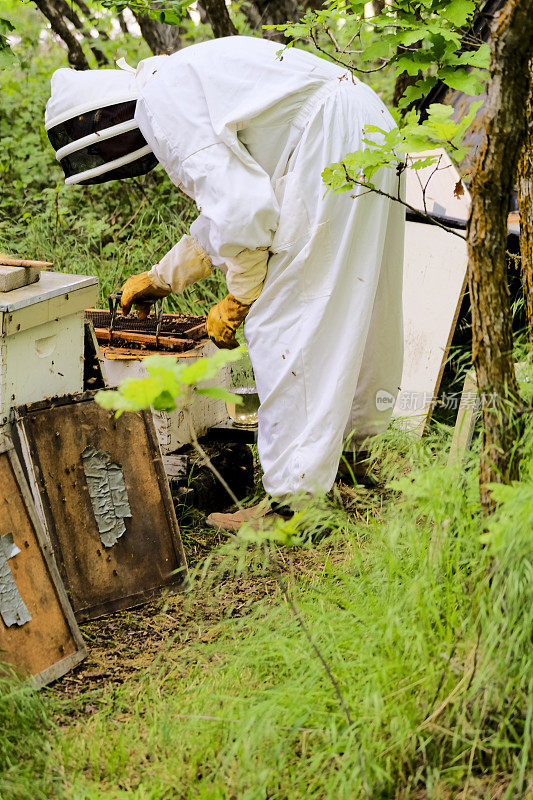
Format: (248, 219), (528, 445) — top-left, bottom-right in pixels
(47, 99), (158, 185)
(47, 100), (138, 150)
(77, 153), (158, 185)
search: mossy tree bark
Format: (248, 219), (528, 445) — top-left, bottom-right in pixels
(467, 0), (533, 511)
(517, 63), (533, 342)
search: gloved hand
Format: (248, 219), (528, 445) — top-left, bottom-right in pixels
(206, 294), (251, 349)
(120, 271), (170, 319)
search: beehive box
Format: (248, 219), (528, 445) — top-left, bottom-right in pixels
(0, 272), (98, 429)
(103, 345), (230, 454)
(86, 311), (229, 454)
(0, 441), (85, 685)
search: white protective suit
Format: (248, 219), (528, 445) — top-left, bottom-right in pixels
(51, 36), (405, 497)
(137, 36), (405, 497)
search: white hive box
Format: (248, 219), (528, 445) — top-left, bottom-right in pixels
(0, 272), (99, 428)
(100, 340), (229, 454)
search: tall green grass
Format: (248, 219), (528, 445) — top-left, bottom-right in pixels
(0, 669), (55, 800)
(2, 420), (530, 799)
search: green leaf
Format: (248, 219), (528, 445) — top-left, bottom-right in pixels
(440, 0), (476, 28)
(398, 77), (438, 109)
(152, 390), (178, 412)
(120, 377), (163, 408)
(0, 47), (17, 69)
(457, 43), (490, 69)
(424, 103), (455, 122)
(0, 18), (15, 34)
(360, 35), (397, 62)
(196, 387), (244, 404)
(0, 17), (16, 70)
(94, 390), (134, 412)
(407, 156), (439, 170)
(394, 54), (427, 77)
(95, 347), (248, 415)
(424, 22), (461, 45)
(397, 29), (425, 47)
(439, 67), (485, 95)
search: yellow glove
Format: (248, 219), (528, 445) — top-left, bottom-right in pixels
(120, 271), (170, 319)
(206, 294), (251, 350)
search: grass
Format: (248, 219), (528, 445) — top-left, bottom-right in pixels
(7, 185), (228, 314)
(1, 422), (532, 799)
(0, 668), (54, 800)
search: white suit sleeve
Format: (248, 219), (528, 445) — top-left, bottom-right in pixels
(183, 142), (278, 258)
(224, 247), (269, 304)
(183, 143), (277, 303)
(136, 87), (278, 304)
(149, 234), (212, 294)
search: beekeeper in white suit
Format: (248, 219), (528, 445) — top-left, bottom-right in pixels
(45, 35), (404, 528)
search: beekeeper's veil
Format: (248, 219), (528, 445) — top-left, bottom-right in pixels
(45, 58), (165, 185)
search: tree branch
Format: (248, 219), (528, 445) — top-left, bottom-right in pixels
(33, 0), (90, 69)
(343, 166), (467, 240)
(55, 0), (108, 65)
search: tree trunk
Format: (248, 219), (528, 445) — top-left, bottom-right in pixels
(242, 0), (301, 42)
(467, 0), (533, 511)
(201, 0), (238, 38)
(33, 0), (90, 69)
(55, 0), (108, 65)
(196, 1), (208, 24)
(117, 11), (130, 35)
(133, 10), (182, 55)
(72, 0), (111, 41)
(517, 62), (533, 342)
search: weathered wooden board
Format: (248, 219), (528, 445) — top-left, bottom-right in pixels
(447, 362), (530, 465)
(0, 444), (85, 686)
(15, 394), (188, 620)
(0, 266), (40, 292)
(0, 254), (53, 269)
(393, 220), (468, 435)
(447, 369), (478, 464)
(94, 328), (194, 350)
(392, 151), (470, 435)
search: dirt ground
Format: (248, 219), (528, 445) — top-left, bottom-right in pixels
(51, 529), (272, 702)
(49, 480), (383, 711)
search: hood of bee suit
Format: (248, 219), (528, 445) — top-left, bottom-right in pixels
(44, 56), (168, 185)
